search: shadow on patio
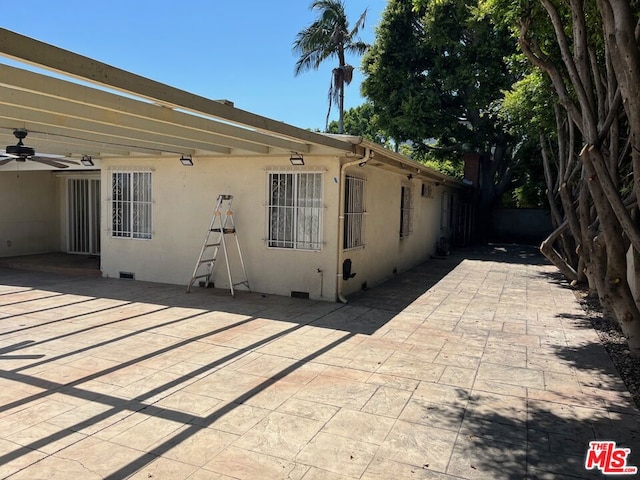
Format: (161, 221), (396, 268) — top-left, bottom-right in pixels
(0, 249), (467, 478)
(0, 244), (638, 479)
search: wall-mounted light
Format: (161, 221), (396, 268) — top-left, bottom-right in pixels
(81, 155), (94, 166)
(290, 153), (304, 166)
(180, 155), (193, 166)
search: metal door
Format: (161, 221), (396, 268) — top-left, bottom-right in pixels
(68, 178), (100, 255)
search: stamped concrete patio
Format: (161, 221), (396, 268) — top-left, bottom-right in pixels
(0, 245), (638, 479)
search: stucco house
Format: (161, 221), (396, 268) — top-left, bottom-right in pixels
(0, 29), (469, 301)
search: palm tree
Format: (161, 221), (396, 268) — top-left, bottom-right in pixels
(293, 0), (368, 133)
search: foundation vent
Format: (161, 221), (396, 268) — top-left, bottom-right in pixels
(119, 271), (135, 280)
(291, 291), (310, 299)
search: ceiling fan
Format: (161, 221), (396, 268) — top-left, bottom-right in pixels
(0, 129), (80, 169)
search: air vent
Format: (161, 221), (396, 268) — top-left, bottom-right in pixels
(291, 291), (310, 299)
(119, 271), (135, 280)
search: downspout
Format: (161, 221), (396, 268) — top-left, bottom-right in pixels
(336, 146), (371, 303)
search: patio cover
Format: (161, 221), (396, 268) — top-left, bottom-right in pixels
(0, 28), (357, 164)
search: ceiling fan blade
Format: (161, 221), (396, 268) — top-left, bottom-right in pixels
(33, 156), (80, 165)
(30, 157), (70, 169)
(0, 158), (14, 166)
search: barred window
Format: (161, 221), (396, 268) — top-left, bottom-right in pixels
(344, 175), (365, 249)
(441, 191), (451, 230)
(111, 171), (152, 239)
(400, 185), (413, 238)
(268, 172), (323, 250)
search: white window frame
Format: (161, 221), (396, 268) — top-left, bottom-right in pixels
(267, 171), (323, 250)
(344, 175), (366, 250)
(111, 170), (153, 240)
(400, 184), (413, 238)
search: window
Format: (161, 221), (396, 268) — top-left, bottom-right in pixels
(111, 171), (152, 239)
(344, 175), (365, 249)
(400, 185), (413, 238)
(441, 191), (451, 230)
(421, 182), (434, 198)
(268, 172), (323, 250)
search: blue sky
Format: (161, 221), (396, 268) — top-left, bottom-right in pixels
(2, 1), (387, 131)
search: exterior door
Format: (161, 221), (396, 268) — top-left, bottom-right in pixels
(68, 178), (101, 255)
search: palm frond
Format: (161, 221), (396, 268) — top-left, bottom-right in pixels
(350, 8), (367, 38)
(342, 64), (354, 85)
(345, 41), (369, 56)
(326, 75), (335, 130)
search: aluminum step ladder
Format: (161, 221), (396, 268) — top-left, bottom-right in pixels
(186, 194), (250, 296)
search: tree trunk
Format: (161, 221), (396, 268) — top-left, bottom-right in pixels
(540, 220), (579, 281)
(583, 148), (640, 356)
(338, 79), (345, 134)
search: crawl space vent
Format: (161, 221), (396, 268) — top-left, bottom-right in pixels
(291, 291), (310, 299)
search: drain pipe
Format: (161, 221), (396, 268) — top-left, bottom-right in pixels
(336, 147), (371, 303)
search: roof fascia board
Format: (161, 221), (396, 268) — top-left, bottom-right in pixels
(0, 28), (355, 153)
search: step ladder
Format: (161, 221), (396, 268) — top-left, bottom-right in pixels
(186, 194), (250, 297)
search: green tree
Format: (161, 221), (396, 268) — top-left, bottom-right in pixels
(326, 102), (391, 145)
(361, 0), (522, 237)
(293, 0), (368, 133)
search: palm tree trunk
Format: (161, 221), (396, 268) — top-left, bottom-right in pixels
(339, 81), (345, 134)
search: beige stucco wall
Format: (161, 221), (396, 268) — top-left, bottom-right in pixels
(0, 170), (61, 256)
(99, 156), (342, 301)
(338, 164), (456, 297)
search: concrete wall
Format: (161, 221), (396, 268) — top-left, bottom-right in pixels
(99, 156), (341, 301)
(492, 208), (553, 244)
(0, 170), (61, 256)
(339, 164), (455, 297)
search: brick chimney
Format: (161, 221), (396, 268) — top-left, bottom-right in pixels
(463, 153), (481, 188)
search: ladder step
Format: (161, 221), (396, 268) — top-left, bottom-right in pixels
(187, 193), (250, 296)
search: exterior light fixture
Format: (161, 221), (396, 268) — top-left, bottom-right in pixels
(180, 155), (193, 166)
(81, 155), (94, 166)
(289, 153), (304, 166)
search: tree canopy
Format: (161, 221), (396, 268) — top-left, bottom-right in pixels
(361, 0), (537, 231)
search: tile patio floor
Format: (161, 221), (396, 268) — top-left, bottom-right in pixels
(0, 245), (638, 479)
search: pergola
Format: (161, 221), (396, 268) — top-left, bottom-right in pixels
(0, 28), (357, 165)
